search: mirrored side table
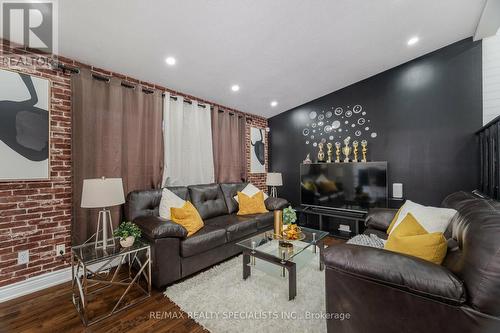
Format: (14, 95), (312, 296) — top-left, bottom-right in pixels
(71, 238), (151, 326)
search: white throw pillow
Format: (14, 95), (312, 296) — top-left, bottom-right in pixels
(159, 188), (186, 220)
(233, 183), (269, 203)
(389, 200), (457, 235)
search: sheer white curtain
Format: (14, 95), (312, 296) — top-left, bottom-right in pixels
(162, 93), (215, 186)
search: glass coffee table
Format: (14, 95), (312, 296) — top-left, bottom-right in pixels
(237, 227), (329, 300)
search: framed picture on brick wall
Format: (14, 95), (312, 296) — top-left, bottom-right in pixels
(250, 127), (265, 173)
(0, 68), (50, 181)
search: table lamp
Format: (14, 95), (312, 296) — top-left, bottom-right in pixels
(266, 172), (283, 198)
(81, 177), (125, 250)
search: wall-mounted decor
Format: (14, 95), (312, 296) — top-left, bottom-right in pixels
(302, 104), (377, 148)
(0, 69), (50, 180)
(270, 38), (482, 207)
(250, 127), (265, 173)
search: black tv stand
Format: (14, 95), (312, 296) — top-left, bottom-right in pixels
(297, 206), (367, 239)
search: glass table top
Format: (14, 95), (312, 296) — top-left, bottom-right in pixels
(237, 227), (329, 261)
(71, 238), (150, 265)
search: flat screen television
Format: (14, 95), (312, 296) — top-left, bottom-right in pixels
(300, 162), (388, 213)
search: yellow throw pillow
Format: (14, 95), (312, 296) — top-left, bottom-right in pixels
(386, 207), (402, 234)
(237, 191), (269, 215)
(170, 201), (204, 237)
(385, 213), (447, 265)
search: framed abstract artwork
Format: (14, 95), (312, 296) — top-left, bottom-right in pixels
(0, 69), (50, 180)
(250, 127), (265, 173)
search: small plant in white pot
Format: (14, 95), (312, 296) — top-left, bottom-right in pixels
(282, 206), (297, 228)
(114, 222), (141, 248)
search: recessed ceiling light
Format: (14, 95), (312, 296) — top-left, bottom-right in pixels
(407, 37), (419, 46)
(231, 84), (240, 92)
(270, 101), (278, 107)
(165, 57), (176, 66)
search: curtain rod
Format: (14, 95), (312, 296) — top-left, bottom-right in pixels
(56, 62), (80, 74)
(167, 96), (243, 116)
(169, 95), (207, 109)
(55, 62), (246, 117)
(168, 94), (244, 117)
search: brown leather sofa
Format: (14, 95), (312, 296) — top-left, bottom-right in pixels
(324, 191), (500, 333)
(124, 183), (288, 288)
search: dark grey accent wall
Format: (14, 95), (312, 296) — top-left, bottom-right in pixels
(269, 38), (482, 206)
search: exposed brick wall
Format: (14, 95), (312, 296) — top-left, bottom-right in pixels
(0, 39), (268, 288)
(246, 116), (269, 192)
(0, 40), (73, 288)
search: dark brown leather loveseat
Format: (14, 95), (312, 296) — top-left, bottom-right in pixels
(324, 191), (500, 333)
(124, 183), (288, 288)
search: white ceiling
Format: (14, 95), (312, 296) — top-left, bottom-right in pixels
(57, 0), (486, 118)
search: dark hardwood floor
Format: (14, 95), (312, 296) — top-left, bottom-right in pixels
(0, 237), (344, 333)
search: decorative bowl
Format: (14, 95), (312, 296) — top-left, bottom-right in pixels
(283, 225), (305, 241)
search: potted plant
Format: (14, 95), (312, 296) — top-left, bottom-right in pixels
(282, 206), (297, 226)
(282, 206), (301, 240)
(114, 221), (141, 247)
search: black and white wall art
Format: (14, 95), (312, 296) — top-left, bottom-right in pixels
(0, 69), (50, 180)
(250, 127), (265, 173)
(302, 104), (377, 148)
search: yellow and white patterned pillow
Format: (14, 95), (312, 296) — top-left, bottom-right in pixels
(387, 200), (456, 235)
(385, 213), (447, 265)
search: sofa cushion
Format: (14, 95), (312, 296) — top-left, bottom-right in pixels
(264, 197), (289, 211)
(363, 228), (389, 240)
(244, 212), (274, 229)
(180, 225), (227, 258)
(166, 186), (191, 201)
(220, 183), (247, 214)
(188, 184), (229, 220)
(440, 191), (500, 316)
(324, 244), (466, 305)
(134, 215), (188, 239)
(204, 214), (259, 241)
(125, 189), (162, 221)
(365, 208), (398, 232)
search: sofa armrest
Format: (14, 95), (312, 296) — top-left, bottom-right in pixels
(265, 197), (289, 211)
(324, 244), (466, 305)
(134, 216), (188, 239)
(365, 208), (398, 232)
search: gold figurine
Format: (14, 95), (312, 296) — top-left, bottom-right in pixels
(342, 136), (351, 163)
(326, 142), (333, 163)
(361, 140), (368, 162)
(317, 143), (325, 162)
(335, 142), (341, 163)
(352, 140), (359, 162)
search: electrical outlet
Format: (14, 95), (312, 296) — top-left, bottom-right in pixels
(56, 244), (65, 256)
(18, 250), (29, 265)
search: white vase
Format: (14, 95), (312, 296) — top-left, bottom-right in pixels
(120, 236), (135, 247)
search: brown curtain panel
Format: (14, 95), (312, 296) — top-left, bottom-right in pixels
(72, 69), (163, 245)
(211, 106), (247, 183)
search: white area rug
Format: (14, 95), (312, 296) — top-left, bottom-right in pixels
(164, 249), (326, 333)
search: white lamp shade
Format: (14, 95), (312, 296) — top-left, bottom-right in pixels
(266, 172), (283, 186)
(81, 178), (125, 208)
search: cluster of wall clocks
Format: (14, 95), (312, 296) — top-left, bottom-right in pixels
(302, 104), (377, 147)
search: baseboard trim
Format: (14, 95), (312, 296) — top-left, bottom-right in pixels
(0, 267), (72, 303)
(0, 258), (121, 303)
